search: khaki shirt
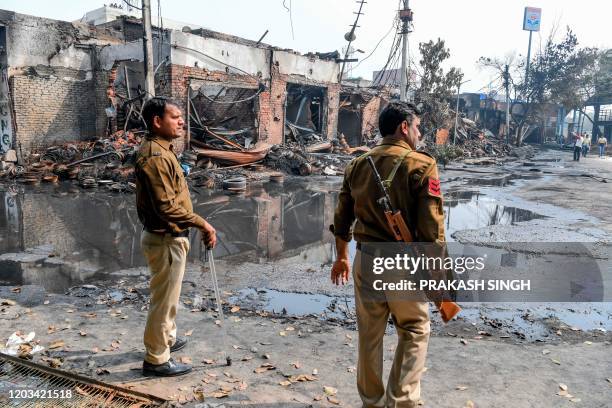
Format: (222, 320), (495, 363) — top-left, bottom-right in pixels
(135, 135), (206, 233)
(333, 137), (445, 244)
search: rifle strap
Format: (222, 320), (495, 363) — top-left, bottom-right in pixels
(383, 150), (412, 189)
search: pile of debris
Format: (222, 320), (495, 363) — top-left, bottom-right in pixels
(285, 121), (325, 146)
(264, 141), (366, 176)
(0, 130), (141, 192)
(449, 117), (513, 158)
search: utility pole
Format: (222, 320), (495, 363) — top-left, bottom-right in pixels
(142, 0), (155, 99)
(503, 64), (510, 144)
(453, 79), (470, 145)
(338, 0), (367, 85)
(399, 0), (413, 102)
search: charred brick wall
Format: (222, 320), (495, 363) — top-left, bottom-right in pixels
(262, 67), (286, 145)
(154, 62), (340, 148)
(325, 83), (340, 141)
(94, 69), (114, 137)
(10, 68), (97, 153)
(164, 63), (282, 147)
(361, 96), (385, 139)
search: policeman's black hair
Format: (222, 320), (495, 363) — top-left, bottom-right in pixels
(141, 97), (181, 132)
(378, 101), (422, 136)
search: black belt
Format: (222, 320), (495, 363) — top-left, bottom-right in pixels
(145, 228), (189, 238)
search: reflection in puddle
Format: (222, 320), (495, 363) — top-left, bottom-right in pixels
(0, 181), (547, 292)
(444, 192), (547, 238)
(462, 173), (541, 187)
(0, 181), (337, 292)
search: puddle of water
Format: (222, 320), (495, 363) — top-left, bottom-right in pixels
(463, 173), (542, 187)
(230, 288), (353, 319)
(0, 180), (548, 292)
(228, 290), (610, 341)
(0, 181), (338, 292)
(443, 192), (547, 239)
(457, 307), (552, 341)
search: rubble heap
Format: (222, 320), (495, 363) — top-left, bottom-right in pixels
(0, 131), (142, 192)
(447, 117), (513, 158)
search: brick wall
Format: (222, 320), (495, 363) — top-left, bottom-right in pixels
(325, 83), (340, 140)
(264, 68), (287, 145)
(10, 68), (97, 153)
(94, 69), (113, 137)
(165, 64), (276, 148)
(191, 85), (258, 130)
(146, 63), (340, 148)
(361, 96), (384, 139)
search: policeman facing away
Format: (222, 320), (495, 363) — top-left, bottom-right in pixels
(331, 102), (446, 407)
(135, 97), (217, 377)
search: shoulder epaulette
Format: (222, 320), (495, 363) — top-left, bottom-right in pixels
(414, 150), (435, 160)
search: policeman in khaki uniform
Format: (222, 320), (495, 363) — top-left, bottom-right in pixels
(331, 102), (445, 407)
(135, 97), (216, 377)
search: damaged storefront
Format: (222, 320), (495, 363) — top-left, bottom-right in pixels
(0, 6), (343, 162)
(338, 87), (388, 147)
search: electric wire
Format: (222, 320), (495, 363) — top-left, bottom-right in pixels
(282, 0), (295, 40)
(372, 30), (401, 87)
(351, 15), (399, 71)
(198, 88), (263, 104)
(157, 0), (164, 71)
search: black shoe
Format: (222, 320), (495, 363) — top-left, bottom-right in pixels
(170, 337), (188, 353)
(143, 358), (192, 377)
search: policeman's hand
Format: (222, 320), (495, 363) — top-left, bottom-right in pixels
(200, 221), (217, 249)
(331, 258), (350, 285)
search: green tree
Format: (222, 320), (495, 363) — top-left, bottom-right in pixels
(414, 39), (463, 139)
(480, 27), (600, 145)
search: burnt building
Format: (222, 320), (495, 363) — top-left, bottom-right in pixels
(0, 6), (344, 156)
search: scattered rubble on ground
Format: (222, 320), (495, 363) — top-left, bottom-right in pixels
(0, 130), (142, 192)
(0, 115), (541, 192)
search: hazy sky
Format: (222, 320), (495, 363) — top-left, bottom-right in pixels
(2, 0), (610, 92)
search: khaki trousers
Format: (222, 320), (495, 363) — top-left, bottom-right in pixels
(353, 249), (430, 408)
(141, 230), (190, 365)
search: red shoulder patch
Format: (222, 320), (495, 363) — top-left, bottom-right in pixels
(428, 178), (441, 197)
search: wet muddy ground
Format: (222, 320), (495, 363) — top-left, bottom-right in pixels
(0, 146), (611, 407)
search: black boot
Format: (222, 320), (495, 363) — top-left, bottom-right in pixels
(170, 337), (188, 353)
(143, 358), (192, 377)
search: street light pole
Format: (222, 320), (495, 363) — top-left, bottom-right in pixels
(524, 30), (533, 90)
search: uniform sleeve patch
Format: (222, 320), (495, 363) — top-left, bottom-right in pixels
(428, 178), (441, 197)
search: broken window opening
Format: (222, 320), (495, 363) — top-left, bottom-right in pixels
(285, 83), (327, 145)
(0, 26), (7, 67)
(190, 83), (259, 150)
(113, 61), (147, 133)
(338, 92), (385, 147)
(338, 93), (364, 147)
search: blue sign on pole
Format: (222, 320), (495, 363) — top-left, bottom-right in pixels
(523, 7), (542, 31)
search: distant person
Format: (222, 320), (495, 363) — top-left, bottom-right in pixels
(582, 136), (590, 158)
(573, 134), (583, 161)
(598, 135), (608, 158)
